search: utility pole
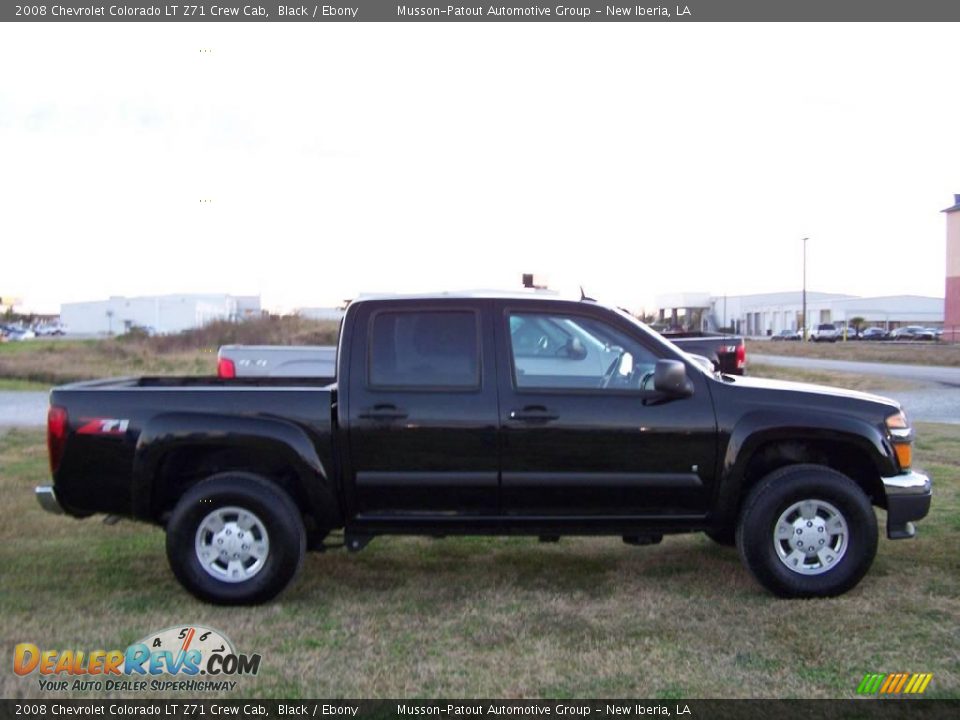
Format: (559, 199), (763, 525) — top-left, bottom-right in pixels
(802, 237), (808, 341)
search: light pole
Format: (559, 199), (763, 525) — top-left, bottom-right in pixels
(801, 237), (808, 341)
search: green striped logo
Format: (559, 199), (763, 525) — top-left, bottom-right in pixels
(857, 673), (933, 695)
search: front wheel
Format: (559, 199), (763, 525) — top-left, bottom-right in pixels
(166, 472), (306, 605)
(736, 465), (878, 598)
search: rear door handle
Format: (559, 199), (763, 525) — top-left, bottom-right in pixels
(359, 404), (409, 420)
(509, 406), (559, 422)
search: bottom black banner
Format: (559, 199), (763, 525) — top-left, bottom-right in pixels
(1, 700), (958, 720)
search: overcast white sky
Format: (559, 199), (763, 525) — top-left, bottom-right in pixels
(1, 22), (957, 314)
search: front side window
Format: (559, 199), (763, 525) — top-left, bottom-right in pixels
(369, 311), (479, 388)
(508, 312), (658, 391)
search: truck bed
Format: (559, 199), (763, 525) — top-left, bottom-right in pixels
(63, 375), (336, 389)
(48, 377), (337, 519)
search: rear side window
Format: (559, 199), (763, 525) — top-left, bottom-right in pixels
(369, 311), (480, 389)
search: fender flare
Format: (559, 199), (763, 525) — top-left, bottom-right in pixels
(131, 412), (341, 530)
(712, 408), (897, 525)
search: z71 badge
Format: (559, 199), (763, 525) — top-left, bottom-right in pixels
(76, 417), (130, 435)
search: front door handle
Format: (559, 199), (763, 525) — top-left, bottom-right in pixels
(359, 404), (408, 421)
(509, 406), (559, 422)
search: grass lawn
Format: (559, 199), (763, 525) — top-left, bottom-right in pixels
(747, 363), (922, 393)
(0, 340), (212, 385)
(1, 427), (957, 699)
(750, 340), (960, 367)
(0, 318), (339, 386)
(0, 378), (51, 392)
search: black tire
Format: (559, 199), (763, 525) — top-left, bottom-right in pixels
(736, 464), (878, 598)
(704, 527), (736, 547)
(166, 472), (306, 605)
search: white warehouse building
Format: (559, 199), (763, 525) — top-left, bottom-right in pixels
(61, 294), (261, 335)
(655, 291), (943, 337)
(295, 306), (346, 322)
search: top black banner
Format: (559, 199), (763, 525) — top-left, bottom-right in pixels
(5, 0), (960, 22)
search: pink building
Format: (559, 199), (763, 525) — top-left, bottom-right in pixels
(945, 195), (960, 342)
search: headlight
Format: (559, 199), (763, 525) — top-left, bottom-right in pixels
(885, 410), (912, 469)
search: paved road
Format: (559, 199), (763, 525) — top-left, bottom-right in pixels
(0, 391), (48, 427)
(752, 354), (960, 424)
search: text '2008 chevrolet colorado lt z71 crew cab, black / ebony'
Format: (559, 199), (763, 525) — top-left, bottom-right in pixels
(37, 290), (931, 604)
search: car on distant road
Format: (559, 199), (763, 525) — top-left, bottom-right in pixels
(771, 329), (800, 341)
(5, 327), (36, 342)
(861, 327), (889, 341)
(810, 323), (840, 342)
(35, 323), (66, 337)
(890, 326), (935, 341)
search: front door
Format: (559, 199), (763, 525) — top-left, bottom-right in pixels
(346, 301), (500, 518)
(496, 302), (717, 518)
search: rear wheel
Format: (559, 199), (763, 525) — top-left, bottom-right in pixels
(166, 472), (306, 605)
(736, 464), (877, 598)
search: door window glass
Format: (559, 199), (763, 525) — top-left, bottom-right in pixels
(508, 312), (657, 391)
(369, 311), (479, 388)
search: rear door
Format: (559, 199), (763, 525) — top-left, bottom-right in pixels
(495, 301), (718, 518)
(345, 300), (500, 518)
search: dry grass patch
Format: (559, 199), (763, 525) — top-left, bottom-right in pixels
(748, 363), (922, 393)
(750, 340), (960, 367)
(0, 426), (957, 699)
(0, 318), (339, 385)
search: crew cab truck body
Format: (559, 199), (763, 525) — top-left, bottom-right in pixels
(38, 291), (931, 604)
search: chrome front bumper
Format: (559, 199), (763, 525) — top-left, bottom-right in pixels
(881, 470), (932, 539)
(882, 470), (932, 495)
(35, 485), (64, 515)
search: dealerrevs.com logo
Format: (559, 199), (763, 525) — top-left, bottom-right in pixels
(14, 625), (261, 693)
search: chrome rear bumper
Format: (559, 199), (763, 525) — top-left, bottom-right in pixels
(35, 485), (64, 515)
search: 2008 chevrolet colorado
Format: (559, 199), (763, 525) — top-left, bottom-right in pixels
(37, 291), (931, 604)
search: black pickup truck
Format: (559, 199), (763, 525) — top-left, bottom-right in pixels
(38, 291), (931, 604)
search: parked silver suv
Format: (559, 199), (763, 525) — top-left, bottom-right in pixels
(810, 323), (840, 342)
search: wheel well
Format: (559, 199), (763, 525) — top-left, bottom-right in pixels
(725, 439), (884, 524)
(151, 445), (324, 540)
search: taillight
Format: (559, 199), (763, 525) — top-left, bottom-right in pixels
(736, 343), (746, 369)
(47, 405), (68, 474)
(217, 357), (236, 379)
